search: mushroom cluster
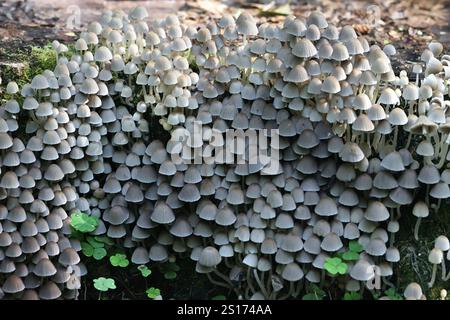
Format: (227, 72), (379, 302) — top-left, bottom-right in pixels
(0, 7), (449, 299)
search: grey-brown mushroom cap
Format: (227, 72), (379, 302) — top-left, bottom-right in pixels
(350, 259), (375, 281)
(404, 282), (423, 300)
(39, 281), (62, 300)
(198, 246), (222, 267)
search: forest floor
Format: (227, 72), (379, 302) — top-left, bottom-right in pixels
(0, 0), (449, 299)
(0, 0), (449, 80)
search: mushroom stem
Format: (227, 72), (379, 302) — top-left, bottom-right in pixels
(246, 267), (256, 295)
(425, 185), (430, 207)
(405, 132), (412, 149)
(382, 277), (395, 288)
(253, 269), (269, 299)
(393, 126), (399, 150)
(436, 138), (449, 169)
(444, 270), (450, 281)
(414, 217), (422, 241)
(441, 260), (447, 281)
(279, 281), (294, 300)
(428, 264), (438, 288)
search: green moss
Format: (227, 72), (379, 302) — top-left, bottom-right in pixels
(27, 45), (57, 79)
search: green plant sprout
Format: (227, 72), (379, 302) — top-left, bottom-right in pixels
(160, 262), (180, 280)
(341, 241), (364, 261)
(70, 212), (98, 233)
(302, 284), (326, 300)
(324, 257), (348, 275)
(212, 295), (227, 300)
(93, 277), (116, 300)
(110, 253), (130, 267)
(384, 288), (403, 300)
(343, 292), (362, 300)
(146, 287), (161, 299)
(138, 265), (152, 277)
(81, 236), (107, 260)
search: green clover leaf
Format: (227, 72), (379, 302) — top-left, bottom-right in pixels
(93, 247), (107, 260)
(138, 265), (152, 277)
(302, 285), (326, 300)
(110, 253), (130, 267)
(86, 236), (104, 248)
(93, 277), (116, 292)
(81, 242), (94, 257)
(164, 271), (177, 280)
(349, 240), (364, 253)
(70, 212), (98, 233)
(146, 287), (161, 299)
(384, 288), (403, 300)
(344, 292), (362, 300)
(212, 295), (226, 300)
(324, 257), (348, 275)
(95, 236), (114, 246)
(342, 251), (360, 261)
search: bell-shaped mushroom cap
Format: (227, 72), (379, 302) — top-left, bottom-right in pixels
(404, 282), (423, 300)
(281, 234), (304, 253)
(365, 238), (387, 256)
(58, 248), (80, 266)
(418, 165), (440, 184)
(6, 81), (19, 94)
(198, 246), (222, 268)
(236, 12), (258, 36)
(149, 244), (168, 262)
(386, 247), (400, 262)
(106, 206), (129, 225)
(170, 218), (193, 238)
(79, 78), (99, 95)
(435, 235), (450, 251)
(321, 76), (340, 94)
(125, 183), (144, 203)
(0, 171), (20, 189)
(314, 195), (337, 216)
(249, 236), (271, 255)
(22, 289), (39, 300)
(378, 88), (399, 106)
(350, 259), (375, 281)
(412, 201), (429, 218)
(428, 248), (443, 264)
(365, 201), (390, 221)
(94, 46), (112, 62)
(307, 11), (328, 28)
(282, 263), (304, 282)
(131, 247), (150, 265)
(33, 259), (57, 277)
(381, 151), (404, 172)
(215, 207), (236, 226)
(20, 221), (38, 237)
(430, 183), (450, 199)
(39, 281), (61, 300)
(293, 39), (318, 59)
(178, 184), (201, 202)
(44, 164), (64, 181)
(2, 275), (25, 293)
(339, 142), (364, 163)
(320, 233), (343, 252)
(151, 202), (175, 224)
(31, 74), (49, 90)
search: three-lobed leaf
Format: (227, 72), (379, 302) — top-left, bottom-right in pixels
(70, 212), (98, 233)
(324, 257), (348, 275)
(138, 265), (152, 277)
(146, 287), (161, 299)
(93, 277), (116, 292)
(110, 253), (130, 267)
